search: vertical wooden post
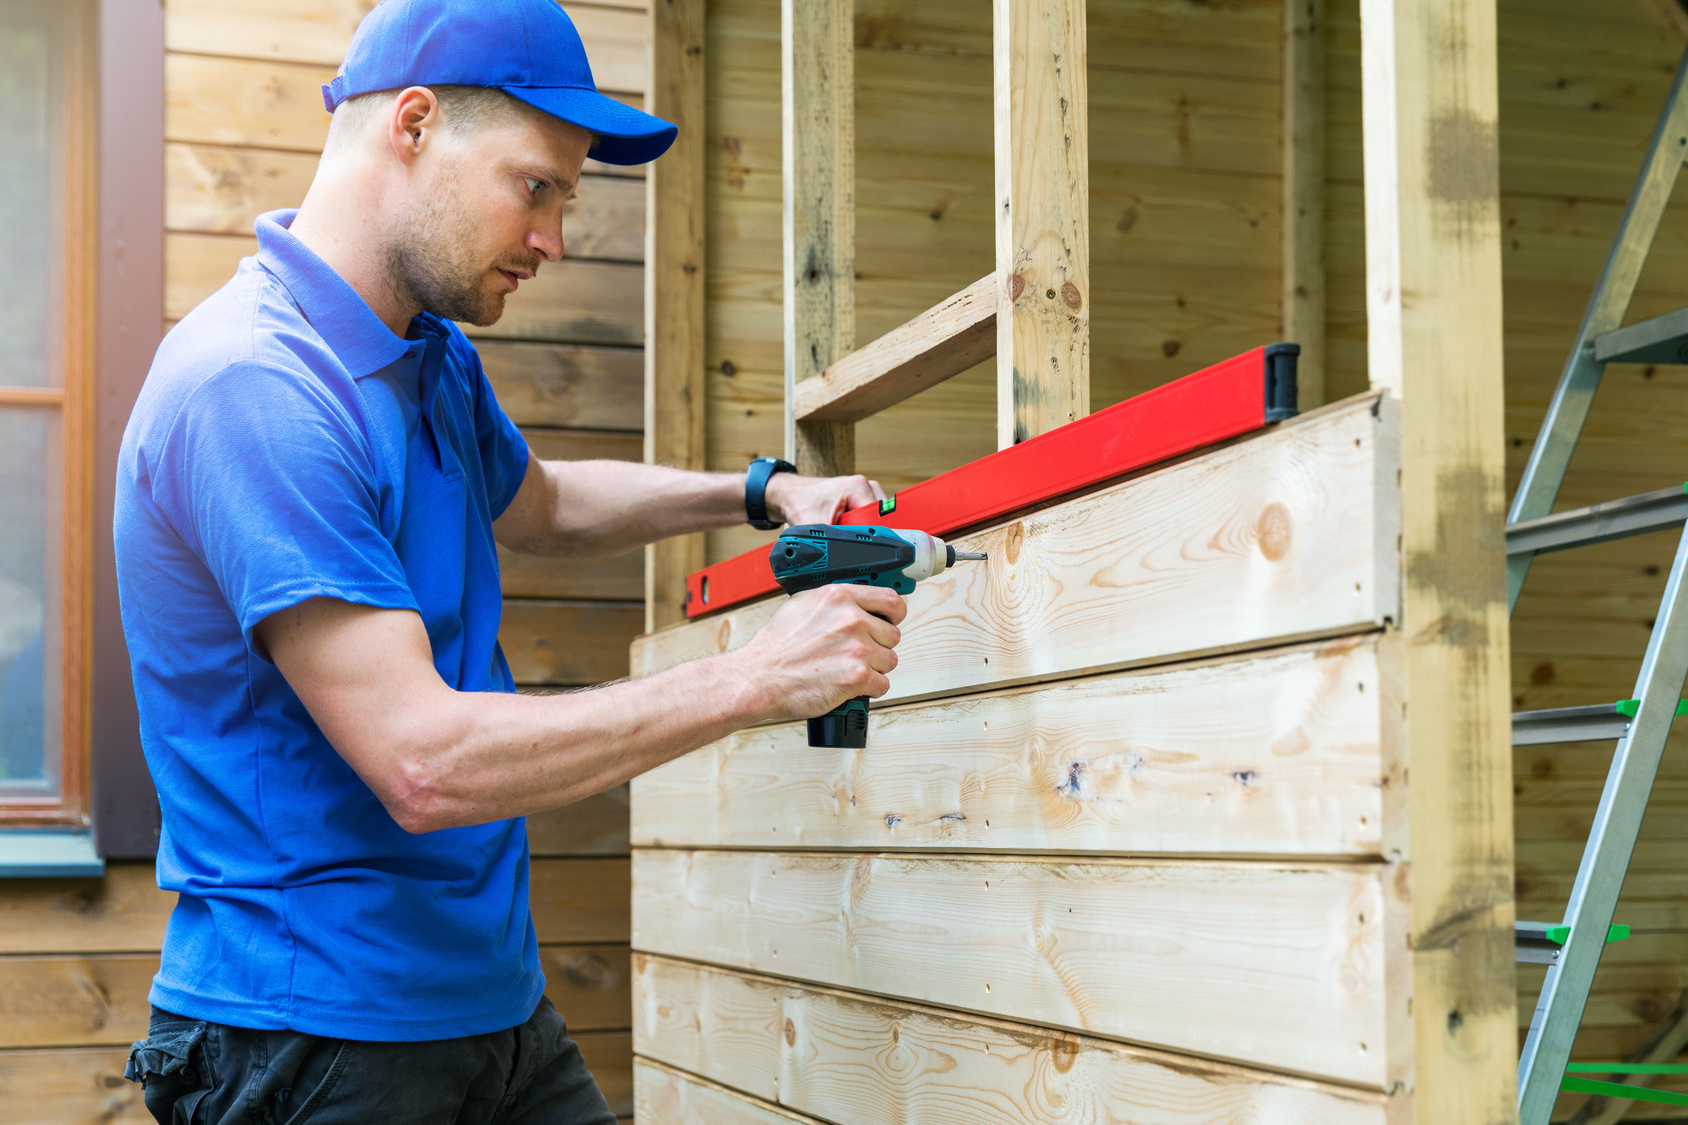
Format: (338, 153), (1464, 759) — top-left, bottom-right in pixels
(782, 0), (855, 477)
(1283, 0), (1326, 409)
(644, 0), (707, 632)
(993, 0), (1089, 450)
(1360, 0), (1516, 1118)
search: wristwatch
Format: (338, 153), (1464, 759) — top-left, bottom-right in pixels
(745, 456), (796, 529)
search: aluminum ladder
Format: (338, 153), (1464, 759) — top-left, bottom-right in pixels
(1510, 40), (1688, 1125)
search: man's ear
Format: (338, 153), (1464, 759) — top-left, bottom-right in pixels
(388, 86), (441, 166)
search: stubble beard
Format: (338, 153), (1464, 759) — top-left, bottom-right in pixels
(385, 166), (540, 328)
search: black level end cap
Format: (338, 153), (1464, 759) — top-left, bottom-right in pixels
(1264, 342), (1300, 424)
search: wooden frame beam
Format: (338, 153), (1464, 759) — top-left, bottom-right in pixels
(781, 0), (855, 476)
(1359, 0), (1515, 1115)
(1283, 0), (1326, 409)
(644, 0), (707, 632)
(994, 0), (1089, 449)
(792, 274), (996, 425)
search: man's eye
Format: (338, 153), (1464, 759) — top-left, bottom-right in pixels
(523, 176), (543, 195)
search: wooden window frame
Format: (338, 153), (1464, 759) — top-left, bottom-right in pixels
(0, 0), (96, 826)
(0, 0), (163, 853)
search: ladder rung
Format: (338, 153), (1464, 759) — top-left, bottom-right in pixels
(1505, 483), (1688, 556)
(1512, 700), (1688, 745)
(1513, 703), (1631, 746)
(1593, 305), (1688, 364)
(1515, 920), (1631, 964)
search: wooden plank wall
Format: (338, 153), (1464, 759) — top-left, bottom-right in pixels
(0, 2), (648, 1119)
(693, 0), (1688, 1112)
(629, 395), (1411, 1121)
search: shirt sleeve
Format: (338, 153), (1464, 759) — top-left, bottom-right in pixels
(148, 361), (419, 655)
(458, 334), (531, 520)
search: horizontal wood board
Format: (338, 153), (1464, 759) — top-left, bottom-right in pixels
(165, 233), (643, 345)
(633, 635), (1392, 856)
(636, 395), (1401, 708)
(632, 849), (1397, 1087)
(0, 943), (630, 1050)
(636, 1060), (824, 1125)
(633, 955), (1391, 1124)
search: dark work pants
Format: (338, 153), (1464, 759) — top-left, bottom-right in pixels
(124, 997), (618, 1125)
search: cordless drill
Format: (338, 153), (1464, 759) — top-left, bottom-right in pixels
(768, 524), (987, 748)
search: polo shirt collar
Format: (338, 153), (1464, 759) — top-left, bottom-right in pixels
(254, 209), (414, 379)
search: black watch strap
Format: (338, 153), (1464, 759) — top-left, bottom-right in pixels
(745, 457), (796, 530)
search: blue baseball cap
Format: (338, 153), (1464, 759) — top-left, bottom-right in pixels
(321, 0), (677, 166)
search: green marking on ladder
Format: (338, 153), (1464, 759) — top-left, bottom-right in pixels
(1613, 698), (1688, 718)
(1543, 923), (1630, 945)
(1567, 1064), (1688, 1074)
(1561, 1076), (1688, 1107)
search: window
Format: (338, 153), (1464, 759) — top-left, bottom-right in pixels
(0, 0), (95, 826)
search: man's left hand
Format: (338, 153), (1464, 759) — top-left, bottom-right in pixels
(766, 472), (886, 526)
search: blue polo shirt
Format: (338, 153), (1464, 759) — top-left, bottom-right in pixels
(115, 209), (541, 1040)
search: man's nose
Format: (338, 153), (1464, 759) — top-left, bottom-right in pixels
(529, 222), (564, 264)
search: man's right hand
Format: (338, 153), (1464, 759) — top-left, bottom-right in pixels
(736, 584), (908, 723)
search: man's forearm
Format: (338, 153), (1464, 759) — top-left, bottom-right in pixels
(384, 649), (770, 832)
(503, 460), (745, 558)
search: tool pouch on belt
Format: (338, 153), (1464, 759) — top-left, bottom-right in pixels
(125, 1020), (212, 1124)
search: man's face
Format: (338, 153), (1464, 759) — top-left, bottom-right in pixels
(387, 105), (592, 327)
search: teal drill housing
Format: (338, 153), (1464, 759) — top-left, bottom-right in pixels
(768, 524), (986, 747)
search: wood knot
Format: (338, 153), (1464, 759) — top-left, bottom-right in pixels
(1003, 522), (1025, 565)
(720, 359), (738, 377)
(1007, 272), (1026, 302)
(1256, 502), (1292, 561)
(561, 951), (611, 989)
(1160, 338), (1181, 357)
(784, 1017), (797, 1046)
(1060, 281), (1082, 310)
(1050, 1032), (1079, 1073)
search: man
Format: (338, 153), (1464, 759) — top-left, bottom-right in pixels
(115, 1), (905, 1120)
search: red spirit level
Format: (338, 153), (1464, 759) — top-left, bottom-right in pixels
(684, 342), (1299, 618)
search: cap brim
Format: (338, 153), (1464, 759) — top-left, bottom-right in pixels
(502, 85), (677, 166)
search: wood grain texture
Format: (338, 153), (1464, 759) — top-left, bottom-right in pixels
(0, 954), (155, 1049)
(632, 635), (1392, 855)
(1359, 0), (1516, 1117)
(164, 0), (648, 93)
(500, 548), (643, 602)
(165, 233), (643, 345)
(781, 0), (855, 476)
(1283, 0), (1326, 408)
(794, 274), (997, 424)
(994, 0), (1090, 448)
(632, 849), (1396, 1086)
(0, 944), (628, 1048)
(499, 428), (644, 600)
(645, 0), (709, 631)
(531, 857), (632, 944)
(541, 945), (633, 1032)
(527, 786), (632, 856)
(576, 1030), (635, 1116)
(637, 1059), (824, 1125)
(635, 395), (1401, 707)
(634, 956), (1393, 1124)
(166, 54), (334, 153)
(0, 1046), (147, 1124)
(482, 343), (643, 431)
(0, 862), (173, 955)
(501, 601), (641, 685)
